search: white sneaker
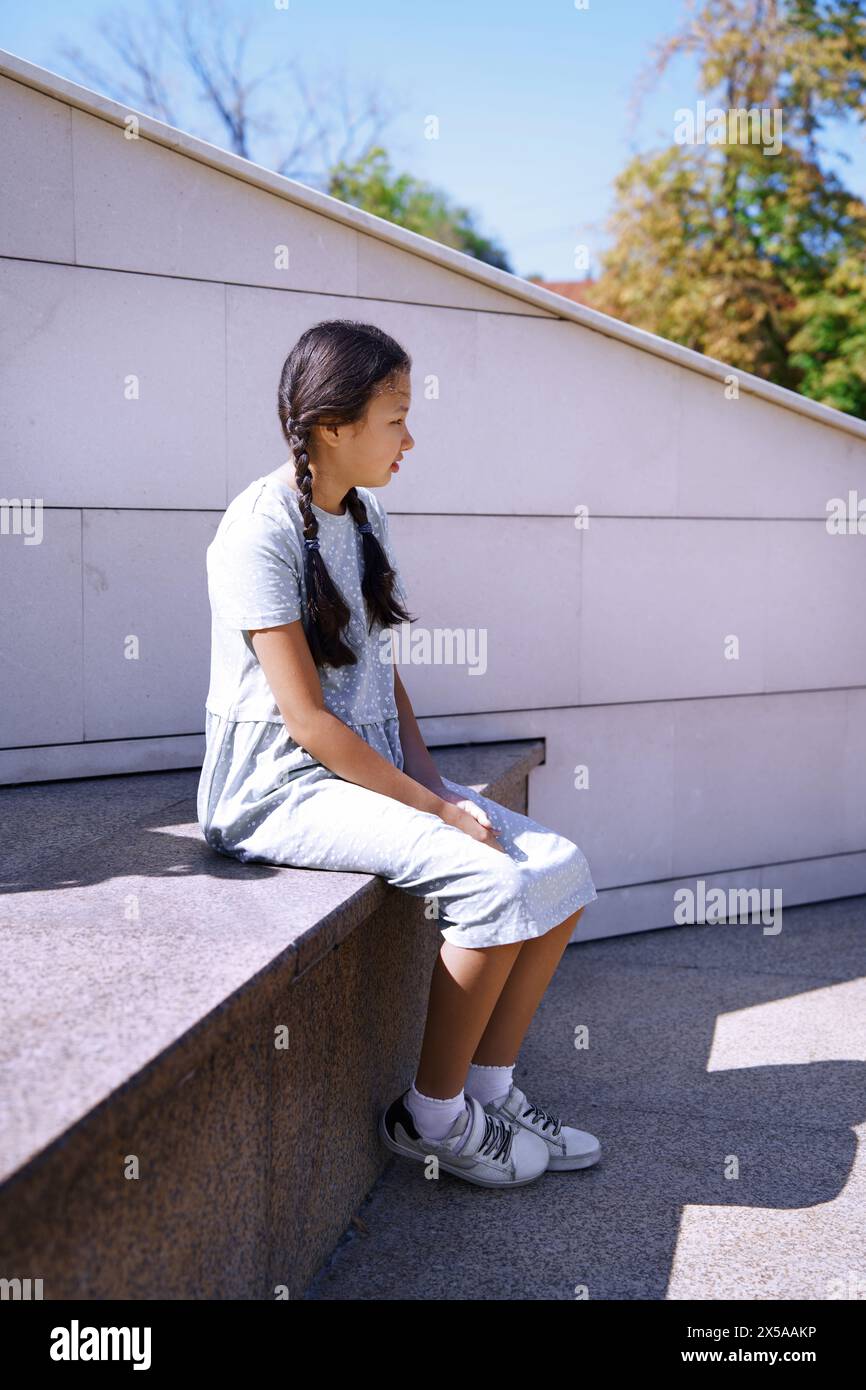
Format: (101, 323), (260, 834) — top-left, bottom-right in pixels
(484, 1083), (601, 1171)
(379, 1090), (550, 1188)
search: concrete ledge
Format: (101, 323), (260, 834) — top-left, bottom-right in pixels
(0, 738), (543, 1298)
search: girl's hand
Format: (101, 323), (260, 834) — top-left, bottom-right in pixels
(435, 788), (507, 854)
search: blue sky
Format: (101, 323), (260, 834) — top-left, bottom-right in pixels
(2, 0), (865, 279)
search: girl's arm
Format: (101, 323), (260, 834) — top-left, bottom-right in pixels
(392, 666), (449, 796)
(250, 624), (446, 815)
(249, 624), (503, 848)
(392, 666), (502, 845)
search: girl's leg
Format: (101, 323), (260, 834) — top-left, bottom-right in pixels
(413, 906), (585, 1096)
(472, 906), (585, 1066)
(412, 938), (523, 1098)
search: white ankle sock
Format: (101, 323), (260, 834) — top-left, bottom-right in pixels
(465, 1062), (515, 1107)
(406, 1080), (469, 1145)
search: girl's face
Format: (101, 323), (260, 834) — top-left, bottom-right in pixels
(317, 370), (414, 491)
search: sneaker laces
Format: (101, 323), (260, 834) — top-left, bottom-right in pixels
(478, 1111), (516, 1164)
(522, 1099), (562, 1137)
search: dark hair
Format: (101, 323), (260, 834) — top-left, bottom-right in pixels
(276, 319), (417, 668)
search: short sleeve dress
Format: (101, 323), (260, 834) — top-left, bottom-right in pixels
(198, 471), (408, 809)
(196, 469), (599, 949)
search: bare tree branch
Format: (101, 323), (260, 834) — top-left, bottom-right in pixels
(54, 0), (402, 185)
(58, 4), (182, 127)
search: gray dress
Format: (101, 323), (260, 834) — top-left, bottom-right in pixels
(197, 471), (598, 948)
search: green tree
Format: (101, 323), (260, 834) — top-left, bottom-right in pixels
(328, 147), (514, 272)
(589, 0), (866, 416)
(788, 243), (866, 415)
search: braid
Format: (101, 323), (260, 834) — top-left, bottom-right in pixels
(288, 414), (354, 668)
(344, 488), (414, 637)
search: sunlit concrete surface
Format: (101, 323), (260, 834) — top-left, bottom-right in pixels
(305, 895), (866, 1301)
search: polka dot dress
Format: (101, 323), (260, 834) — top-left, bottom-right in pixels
(197, 470), (599, 948)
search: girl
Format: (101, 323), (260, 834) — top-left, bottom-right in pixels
(198, 319), (600, 1190)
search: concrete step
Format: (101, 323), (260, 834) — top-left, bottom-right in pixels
(0, 738), (544, 1299)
